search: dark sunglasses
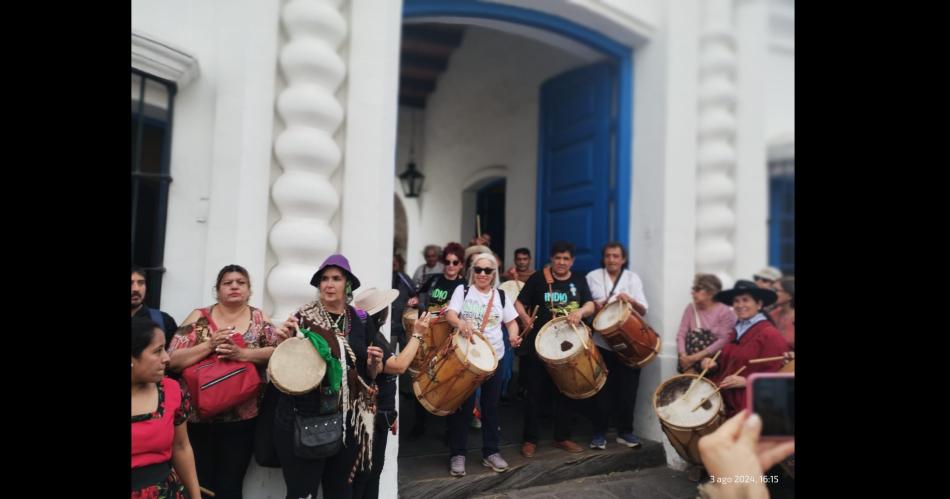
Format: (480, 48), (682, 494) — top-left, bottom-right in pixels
(473, 266), (495, 275)
(445, 259), (462, 266)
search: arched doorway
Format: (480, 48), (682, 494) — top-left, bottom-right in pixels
(403, 0), (634, 265)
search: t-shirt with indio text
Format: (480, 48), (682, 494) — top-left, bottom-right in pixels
(516, 269), (593, 355)
(418, 274), (466, 313)
(447, 285), (518, 360)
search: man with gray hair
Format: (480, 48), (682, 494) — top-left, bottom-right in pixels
(412, 244), (444, 288)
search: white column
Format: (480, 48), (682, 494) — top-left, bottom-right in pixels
(733, 0), (769, 279)
(266, 0), (349, 322)
(630, 0), (701, 469)
(695, 0), (738, 285)
(340, 2), (403, 497)
(340, 0), (402, 297)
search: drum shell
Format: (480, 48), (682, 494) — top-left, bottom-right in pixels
(593, 302), (662, 368)
(408, 315), (453, 377)
(412, 332), (497, 416)
(779, 359), (795, 373)
(535, 317), (608, 400)
(652, 374), (724, 465)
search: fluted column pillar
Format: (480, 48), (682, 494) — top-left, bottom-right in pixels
(267, 0), (348, 321)
(695, 0), (738, 284)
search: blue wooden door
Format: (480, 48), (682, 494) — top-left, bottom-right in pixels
(537, 63), (614, 273)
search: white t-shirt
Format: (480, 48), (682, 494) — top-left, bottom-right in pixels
(447, 284), (518, 360)
(586, 268), (649, 349)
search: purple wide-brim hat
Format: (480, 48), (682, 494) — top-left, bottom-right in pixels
(310, 254), (361, 290)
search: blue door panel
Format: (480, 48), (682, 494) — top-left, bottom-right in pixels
(538, 62), (614, 273)
(550, 142), (595, 191)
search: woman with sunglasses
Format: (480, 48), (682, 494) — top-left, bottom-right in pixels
(408, 242), (467, 316)
(675, 274), (737, 374)
(444, 252), (521, 476)
(405, 241), (467, 436)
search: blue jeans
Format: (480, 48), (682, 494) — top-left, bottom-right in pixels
(449, 372), (503, 458)
(500, 328), (514, 396)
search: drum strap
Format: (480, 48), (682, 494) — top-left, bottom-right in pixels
(605, 269), (622, 301)
(479, 289), (494, 333)
(542, 266), (555, 312)
(691, 302), (703, 329)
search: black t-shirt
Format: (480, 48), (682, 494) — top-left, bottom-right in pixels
(417, 274), (466, 312)
(373, 332), (397, 412)
(391, 271), (416, 337)
(516, 269), (593, 354)
(133, 306), (178, 346)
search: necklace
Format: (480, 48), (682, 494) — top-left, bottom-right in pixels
(319, 302), (348, 336)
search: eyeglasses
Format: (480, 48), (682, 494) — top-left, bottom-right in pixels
(445, 259), (461, 266)
(691, 286), (707, 292)
(754, 276), (774, 284)
(473, 266), (495, 275)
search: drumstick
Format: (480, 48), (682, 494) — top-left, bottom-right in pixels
(476, 215), (481, 239)
(748, 355), (787, 364)
(691, 365), (748, 412)
(200, 486), (216, 497)
(518, 305), (540, 338)
(568, 321), (590, 351)
(683, 350), (721, 399)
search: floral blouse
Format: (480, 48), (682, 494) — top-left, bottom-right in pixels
(167, 305), (282, 423)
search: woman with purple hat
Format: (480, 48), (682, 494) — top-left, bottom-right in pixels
(700, 280), (787, 417)
(273, 254), (385, 499)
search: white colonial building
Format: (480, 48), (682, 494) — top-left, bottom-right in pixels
(131, 0), (794, 497)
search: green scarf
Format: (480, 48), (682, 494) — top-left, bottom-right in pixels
(300, 328), (343, 394)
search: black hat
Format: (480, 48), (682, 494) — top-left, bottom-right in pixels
(714, 279), (778, 307)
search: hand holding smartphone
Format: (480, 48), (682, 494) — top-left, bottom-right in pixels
(746, 373), (794, 441)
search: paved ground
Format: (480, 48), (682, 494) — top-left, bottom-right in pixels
(471, 467), (698, 499)
(470, 466), (795, 498)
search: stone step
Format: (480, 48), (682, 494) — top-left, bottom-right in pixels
(470, 467), (698, 499)
(397, 438), (666, 499)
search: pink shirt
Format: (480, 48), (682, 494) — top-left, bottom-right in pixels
(131, 377), (190, 469)
(676, 302), (737, 356)
(769, 306), (795, 350)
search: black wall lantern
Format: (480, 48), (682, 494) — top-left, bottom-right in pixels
(399, 110), (425, 198)
(399, 161), (424, 198)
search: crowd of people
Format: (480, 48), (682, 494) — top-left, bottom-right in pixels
(132, 240), (794, 498)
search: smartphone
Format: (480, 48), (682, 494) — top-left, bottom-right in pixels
(746, 373), (794, 440)
(229, 330), (246, 348)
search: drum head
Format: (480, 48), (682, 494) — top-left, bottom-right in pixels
(592, 300), (626, 331)
(269, 337), (326, 394)
(536, 318), (586, 361)
(454, 332), (496, 372)
(654, 375), (721, 428)
(498, 280), (523, 300)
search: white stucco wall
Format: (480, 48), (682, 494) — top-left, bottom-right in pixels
(401, 26), (592, 273)
(767, 0), (794, 144)
(133, 0), (281, 323)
